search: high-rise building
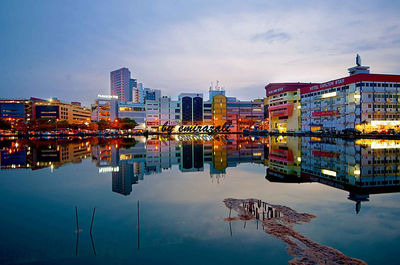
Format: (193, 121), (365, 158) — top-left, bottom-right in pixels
(110, 68), (132, 102)
(178, 93), (203, 125)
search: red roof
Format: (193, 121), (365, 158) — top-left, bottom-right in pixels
(301, 73), (400, 94)
(265, 82), (319, 97)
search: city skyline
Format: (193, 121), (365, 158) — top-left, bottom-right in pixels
(1, 0), (400, 106)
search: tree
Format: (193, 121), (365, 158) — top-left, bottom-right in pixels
(120, 118), (137, 130)
(97, 120), (111, 130)
(89, 122), (98, 131)
(0, 119), (11, 130)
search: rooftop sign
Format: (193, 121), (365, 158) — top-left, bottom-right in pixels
(98, 94), (118, 99)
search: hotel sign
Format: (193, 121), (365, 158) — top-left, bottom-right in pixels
(98, 94), (118, 99)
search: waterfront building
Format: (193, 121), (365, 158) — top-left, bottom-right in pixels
(226, 98), (264, 132)
(265, 83), (317, 133)
(300, 58), (400, 132)
(178, 93), (204, 125)
(118, 102), (146, 129)
(0, 98), (38, 123)
(159, 96), (181, 127)
(91, 96), (118, 122)
(110, 67), (132, 102)
(34, 98), (91, 124)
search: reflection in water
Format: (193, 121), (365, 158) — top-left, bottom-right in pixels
(2, 136), (400, 212)
(223, 198), (367, 265)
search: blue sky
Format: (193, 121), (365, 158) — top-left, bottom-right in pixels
(1, 0), (400, 106)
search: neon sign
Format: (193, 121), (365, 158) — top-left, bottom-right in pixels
(97, 94), (118, 99)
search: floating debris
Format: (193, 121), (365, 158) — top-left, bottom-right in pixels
(223, 198), (367, 265)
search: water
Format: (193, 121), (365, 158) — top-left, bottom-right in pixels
(0, 135), (399, 265)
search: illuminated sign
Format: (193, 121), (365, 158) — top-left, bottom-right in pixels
(161, 122), (231, 135)
(321, 169), (337, 177)
(321, 92), (337, 98)
(371, 141), (400, 149)
(371, 120), (400, 126)
(312, 110), (338, 117)
(98, 166), (119, 173)
(98, 94), (118, 99)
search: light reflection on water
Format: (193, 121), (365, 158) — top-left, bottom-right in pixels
(0, 135), (400, 265)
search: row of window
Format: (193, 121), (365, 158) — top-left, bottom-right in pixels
(356, 82), (400, 88)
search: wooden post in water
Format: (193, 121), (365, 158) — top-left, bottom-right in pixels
(137, 200), (140, 250)
(90, 207), (97, 256)
(75, 206), (79, 256)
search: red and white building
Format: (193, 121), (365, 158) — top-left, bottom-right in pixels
(300, 61), (400, 132)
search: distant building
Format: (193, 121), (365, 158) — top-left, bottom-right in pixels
(110, 67), (132, 102)
(118, 101), (146, 129)
(34, 98), (91, 124)
(178, 93), (203, 125)
(91, 96), (118, 122)
(0, 98), (36, 123)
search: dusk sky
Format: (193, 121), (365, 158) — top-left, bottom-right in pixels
(1, 0), (400, 106)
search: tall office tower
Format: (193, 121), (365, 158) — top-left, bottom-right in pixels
(110, 68), (132, 102)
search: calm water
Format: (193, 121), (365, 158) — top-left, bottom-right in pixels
(0, 135), (399, 265)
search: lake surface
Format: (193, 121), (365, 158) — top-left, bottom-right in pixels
(0, 135), (399, 265)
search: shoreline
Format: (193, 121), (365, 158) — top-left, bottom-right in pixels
(1, 131), (400, 140)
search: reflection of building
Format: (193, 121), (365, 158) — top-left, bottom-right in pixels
(0, 140), (91, 170)
(266, 136), (302, 182)
(90, 135), (266, 196)
(264, 136), (400, 213)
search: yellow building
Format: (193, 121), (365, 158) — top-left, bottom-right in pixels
(212, 94), (227, 127)
(266, 136), (301, 179)
(265, 83), (316, 132)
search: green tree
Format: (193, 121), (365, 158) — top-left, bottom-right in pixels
(0, 119), (11, 130)
(120, 118), (137, 130)
(97, 120), (111, 130)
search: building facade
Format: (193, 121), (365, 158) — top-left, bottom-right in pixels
(110, 68), (132, 102)
(265, 83), (317, 133)
(34, 98), (91, 124)
(300, 65), (400, 132)
(178, 93), (204, 125)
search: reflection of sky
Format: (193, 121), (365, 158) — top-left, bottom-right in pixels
(0, 144), (400, 264)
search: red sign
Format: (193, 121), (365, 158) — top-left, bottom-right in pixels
(269, 149), (294, 163)
(312, 150), (339, 158)
(312, 110), (338, 117)
(265, 83), (317, 97)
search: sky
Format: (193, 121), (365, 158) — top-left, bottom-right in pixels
(1, 0), (400, 106)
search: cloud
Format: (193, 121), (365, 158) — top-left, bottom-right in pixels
(1, 0), (400, 104)
(251, 29), (290, 42)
